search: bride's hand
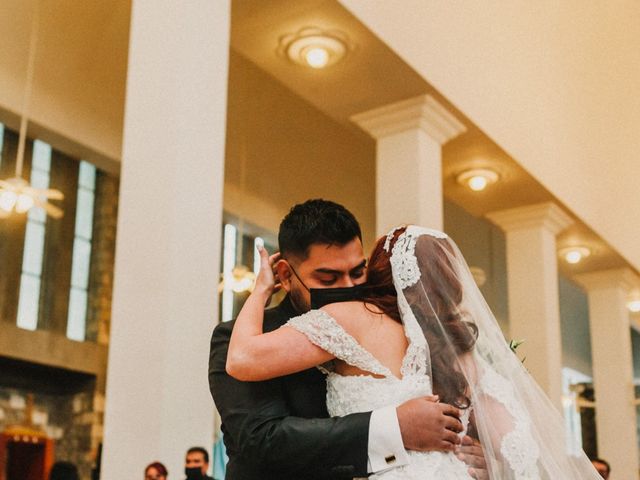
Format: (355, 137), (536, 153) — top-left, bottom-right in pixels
(254, 243), (282, 301)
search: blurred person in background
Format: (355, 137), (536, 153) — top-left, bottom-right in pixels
(184, 447), (214, 480)
(49, 461), (79, 480)
(590, 457), (610, 479)
(145, 461), (168, 480)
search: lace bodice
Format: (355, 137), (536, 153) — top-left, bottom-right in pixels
(285, 309), (544, 479)
(285, 310), (474, 479)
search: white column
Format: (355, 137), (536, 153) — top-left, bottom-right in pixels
(486, 203), (573, 407)
(101, 1), (230, 478)
(574, 269), (639, 479)
(351, 95), (466, 236)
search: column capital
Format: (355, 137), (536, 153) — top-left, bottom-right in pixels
(485, 202), (573, 235)
(574, 268), (640, 293)
(350, 94), (466, 144)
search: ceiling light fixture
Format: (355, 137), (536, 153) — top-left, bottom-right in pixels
(628, 292), (640, 313)
(0, 0), (63, 219)
(279, 27), (351, 69)
(456, 168), (500, 192)
(559, 246), (591, 264)
(628, 300), (640, 313)
(469, 266), (487, 287)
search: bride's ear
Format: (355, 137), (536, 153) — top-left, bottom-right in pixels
(275, 260), (293, 292)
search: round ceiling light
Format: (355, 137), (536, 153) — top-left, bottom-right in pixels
(279, 27), (350, 69)
(558, 246), (591, 264)
(628, 299), (640, 313)
(628, 292), (640, 313)
(456, 168), (500, 192)
(469, 266), (487, 287)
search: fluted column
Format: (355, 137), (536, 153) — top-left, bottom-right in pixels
(574, 269), (639, 479)
(351, 95), (466, 235)
(101, 1), (230, 477)
(486, 203), (573, 407)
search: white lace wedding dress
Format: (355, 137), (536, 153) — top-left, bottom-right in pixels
(286, 309), (476, 479)
(279, 226), (601, 480)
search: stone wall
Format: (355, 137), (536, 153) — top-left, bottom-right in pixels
(86, 171), (119, 346)
(0, 385), (97, 479)
(0, 122), (120, 478)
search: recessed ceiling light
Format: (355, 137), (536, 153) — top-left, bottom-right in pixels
(456, 168), (499, 192)
(278, 27), (351, 69)
(558, 246), (591, 264)
(469, 266), (487, 287)
(628, 299), (640, 313)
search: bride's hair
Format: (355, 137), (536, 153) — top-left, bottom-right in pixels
(362, 227), (477, 408)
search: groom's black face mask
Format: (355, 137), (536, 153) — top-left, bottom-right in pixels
(309, 284), (367, 309)
(289, 264), (367, 309)
(184, 467), (205, 480)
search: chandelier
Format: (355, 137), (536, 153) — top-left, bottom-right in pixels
(0, 0), (63, 219)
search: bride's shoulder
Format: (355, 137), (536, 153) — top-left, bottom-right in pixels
(320, 301), (368, 317)
(320, 301), (378, 334)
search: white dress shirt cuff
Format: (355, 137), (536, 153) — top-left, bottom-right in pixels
(367, 405), (409, 474)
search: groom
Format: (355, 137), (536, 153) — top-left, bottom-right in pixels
(209, 199), (486, 479)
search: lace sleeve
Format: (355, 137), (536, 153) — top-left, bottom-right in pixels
(472, 355), (541, 479)
(285, 310), (392, 377)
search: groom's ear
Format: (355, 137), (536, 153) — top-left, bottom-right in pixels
(275, 260), (293, 292)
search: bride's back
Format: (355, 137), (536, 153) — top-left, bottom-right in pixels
(320, 301), (408, 379)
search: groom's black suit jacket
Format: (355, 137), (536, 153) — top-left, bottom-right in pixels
(208, 296), (371, 480)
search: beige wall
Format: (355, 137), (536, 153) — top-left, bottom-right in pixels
(3, 0), (637, 266)
(224, 51), (377, 247)
(0, 0), (377, 247)
(0, 0), (129, 169)
(340, 0), (640, 270)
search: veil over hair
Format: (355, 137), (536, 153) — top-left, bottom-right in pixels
(385, 225), (601, 479)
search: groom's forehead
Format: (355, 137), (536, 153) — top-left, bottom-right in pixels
(300, 239), (365, 269)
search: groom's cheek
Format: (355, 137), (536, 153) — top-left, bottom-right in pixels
(288, 284), (311, 312)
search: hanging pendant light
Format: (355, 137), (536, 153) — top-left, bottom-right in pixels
(217, 120), (257, 294)
(0, 0), (64, 219)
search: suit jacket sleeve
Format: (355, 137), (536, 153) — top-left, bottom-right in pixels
(209, 319), (371, 479)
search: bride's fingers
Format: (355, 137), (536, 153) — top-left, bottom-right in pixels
(257, 244), (270, 266)
(457, 450), (485, 468)
(467, 468), (488, 480)
(268, 252), (281, 265)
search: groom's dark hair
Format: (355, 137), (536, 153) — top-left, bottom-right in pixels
(279, 199), (362, 260)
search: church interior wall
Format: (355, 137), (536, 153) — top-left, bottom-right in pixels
(0, 0), (130, 166)
(443, 200), (509, 331)
(339, 0), (640, 271)
(559, 277), (593, 377)
(0, 0), (638, 472)
(223, 50), (377, 248)
(0, 357), (100, 480)
(0, 123), (115, 474)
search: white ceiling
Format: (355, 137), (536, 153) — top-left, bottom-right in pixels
(0, 0), (631, 275)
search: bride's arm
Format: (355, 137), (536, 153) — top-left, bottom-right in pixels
(226, 246), (334, 381)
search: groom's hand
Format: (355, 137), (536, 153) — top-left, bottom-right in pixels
(396, 396), (463, 452)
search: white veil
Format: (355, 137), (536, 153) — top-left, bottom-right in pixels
(385, 225), (601, 479)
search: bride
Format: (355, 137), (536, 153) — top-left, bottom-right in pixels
(227, 225), (602, 479)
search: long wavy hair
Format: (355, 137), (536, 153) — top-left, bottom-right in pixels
(361, 227), (477, 408)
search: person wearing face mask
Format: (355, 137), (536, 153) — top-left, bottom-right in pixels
(183, 447), (214, 480)
(209, 199), (486, 480)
